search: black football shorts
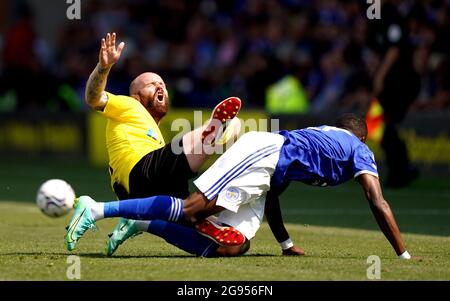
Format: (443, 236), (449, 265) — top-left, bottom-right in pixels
(113, 138), (197, 200)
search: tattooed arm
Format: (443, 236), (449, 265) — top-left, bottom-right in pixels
(85, 64), (111, 110)
(85, 32), (125, 111)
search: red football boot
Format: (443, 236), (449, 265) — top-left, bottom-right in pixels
(195, 219), (246, 246)
(201, 97), (241, 143)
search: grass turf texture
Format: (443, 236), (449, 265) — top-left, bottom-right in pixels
(0, 158), (449, 280)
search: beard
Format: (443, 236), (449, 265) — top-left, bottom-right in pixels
(147, 97), (169, 121)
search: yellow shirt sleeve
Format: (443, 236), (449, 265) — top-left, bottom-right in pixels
(101, 92), (142, 123)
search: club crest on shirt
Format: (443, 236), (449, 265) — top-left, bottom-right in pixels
(224, 187), (240, 202)
(147, 129), (156, 139)
(147, 129), (162, 144)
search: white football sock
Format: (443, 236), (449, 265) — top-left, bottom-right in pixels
(90, 202), (104, 221)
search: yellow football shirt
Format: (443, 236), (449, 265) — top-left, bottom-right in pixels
(99, 92), (165, 193)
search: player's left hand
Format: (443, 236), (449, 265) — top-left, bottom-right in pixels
(282, 245), (305, 256)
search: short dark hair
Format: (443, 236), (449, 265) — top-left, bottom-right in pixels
(335, 113), (368, 141)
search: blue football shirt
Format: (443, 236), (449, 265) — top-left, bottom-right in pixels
(272, 126), (378, 188)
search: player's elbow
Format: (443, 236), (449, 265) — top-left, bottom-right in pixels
(85, 92), (99, 108)
(85, 91), (106, 111)
(84, 92), (95, 106)
(85, 98), (94, 108)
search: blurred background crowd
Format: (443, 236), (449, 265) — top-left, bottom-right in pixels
(0, 0), (449, 113)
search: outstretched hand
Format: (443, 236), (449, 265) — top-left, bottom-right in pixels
(99, 32), (125, 69)
(282, 245), (305, 256)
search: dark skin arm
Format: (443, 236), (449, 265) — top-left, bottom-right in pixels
(265, 183), (305, 256)
(357, 173), (407, 256)
(373, 47), (399, 97)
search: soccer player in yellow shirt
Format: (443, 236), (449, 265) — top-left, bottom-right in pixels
(83, 33), (242, 254)
(85, 32), (241, 200)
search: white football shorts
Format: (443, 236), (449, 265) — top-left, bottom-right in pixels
(194, 131), (285, 239)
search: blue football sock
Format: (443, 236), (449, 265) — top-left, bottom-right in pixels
(147, 220), (219, 257)
(103, 195), (184, 222)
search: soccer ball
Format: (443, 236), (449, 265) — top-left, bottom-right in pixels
(36, 179), (76, 217)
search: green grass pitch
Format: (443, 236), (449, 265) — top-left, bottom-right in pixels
(0, 158), (449, 280)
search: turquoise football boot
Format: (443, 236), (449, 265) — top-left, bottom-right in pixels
(65, 196), (98, 251)
(106, 218), (142, 256)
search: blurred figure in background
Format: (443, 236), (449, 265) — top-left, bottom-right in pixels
(2, 3), (75, 112)
(2, 4), (37, 111)
(1, 0), (449, 113)
(367, 0), (420, 188)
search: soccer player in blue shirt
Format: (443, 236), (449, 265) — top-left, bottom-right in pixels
(65, 113), (411, 259)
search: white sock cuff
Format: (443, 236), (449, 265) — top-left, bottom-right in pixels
(91, 202), (104, 221)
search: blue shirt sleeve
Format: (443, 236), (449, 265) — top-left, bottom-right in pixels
(352, 145), (379, 178)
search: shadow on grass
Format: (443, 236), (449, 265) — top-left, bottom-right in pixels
(0, 252), (278, 259)
(0, 252), (191, 259)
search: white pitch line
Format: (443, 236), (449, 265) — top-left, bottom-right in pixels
(283, 208), (450, 216)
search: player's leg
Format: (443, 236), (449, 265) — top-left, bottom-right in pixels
(147, 212), (250, 257)
(106, 140), (198, 253)
(105, 194), (244, 256)
(191, 131), (285, 246)
(211, 202), (263, 257)
(379, 74), (420, 188)
(197, 201), (265, 257)
(64, 193), (247, 256)
(107, 218), (220, 257)
(110, 132), (284, 224)
(193, 131), (285, 204)
(106, 123), (240, 253)
(65, 131), (283, 250)
(103, 192), (222, 223)
(182, 97), (241, 173)
(107, 216), (250, 257)
(126, 97), (242, 199)
(64, 194), (243, 251)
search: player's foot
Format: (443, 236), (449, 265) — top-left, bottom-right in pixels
(65, 196), (97, 251)
(106, 218), (142, 256)
(195, 219), (246, 246)
(215, 117), (241, 146)
(201, 97), (241, 143)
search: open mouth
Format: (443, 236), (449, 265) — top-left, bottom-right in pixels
(155, 90), (165, 103)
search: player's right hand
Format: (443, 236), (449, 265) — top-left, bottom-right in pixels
(282, 245), (305, 256)
(99, 32), (125, 69)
